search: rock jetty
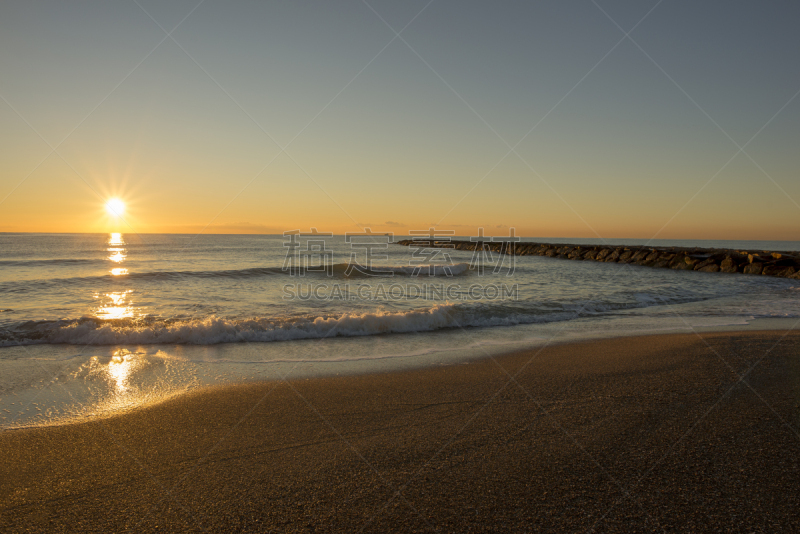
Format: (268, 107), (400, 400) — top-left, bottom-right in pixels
(395, 239), (800, 279)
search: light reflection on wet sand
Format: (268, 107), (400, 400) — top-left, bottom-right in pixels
(0, 347), (199, 429)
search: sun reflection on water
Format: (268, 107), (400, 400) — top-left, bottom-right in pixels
(107, 233), (128, 274)
(95, 290), (134, 320)
(108, 250), (125, 263)
(109, 232), (124, 246)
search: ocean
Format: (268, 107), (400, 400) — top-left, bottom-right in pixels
(1, 232), (799, 429)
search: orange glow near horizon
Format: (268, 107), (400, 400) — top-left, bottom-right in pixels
(0, 178), (795, 241)
(0, 168), (795, 240)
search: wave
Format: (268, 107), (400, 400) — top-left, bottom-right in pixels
(0, 290), (729, 347)
(0, 258), (101, 267)
(383, 263), (470, 276)
(1, 304), (464, 346)
(0, 263), (472, 292)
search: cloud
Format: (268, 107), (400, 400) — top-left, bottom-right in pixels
(384, 221), (404, 227)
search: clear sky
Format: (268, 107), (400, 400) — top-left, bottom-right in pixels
(1, 0), (798, 239)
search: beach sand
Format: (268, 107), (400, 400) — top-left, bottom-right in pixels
(2, 330), (799, 532)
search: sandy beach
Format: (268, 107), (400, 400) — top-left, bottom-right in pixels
(2, 330), (799, 532)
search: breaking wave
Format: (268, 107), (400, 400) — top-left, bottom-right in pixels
(0, 290), (722, 347)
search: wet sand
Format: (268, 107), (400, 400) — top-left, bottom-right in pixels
(2, 330), (800, 532)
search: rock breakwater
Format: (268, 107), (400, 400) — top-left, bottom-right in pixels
(395, 240), (800, 279)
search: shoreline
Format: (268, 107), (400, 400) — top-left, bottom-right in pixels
(2, 329), (800, 532)
(2, 318), (799, 432)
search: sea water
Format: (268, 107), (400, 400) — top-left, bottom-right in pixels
(1, 232), (799, 428)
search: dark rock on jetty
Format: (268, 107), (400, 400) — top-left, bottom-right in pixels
(395, 239), (800, 279)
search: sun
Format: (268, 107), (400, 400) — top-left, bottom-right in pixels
(105, 198), (125, 217)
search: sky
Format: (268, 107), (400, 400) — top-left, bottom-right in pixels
(0, 0), (799, 240)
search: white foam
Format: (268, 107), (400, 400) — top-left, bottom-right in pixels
(4, 283), (799, 347)
(3, 304), (474, 346)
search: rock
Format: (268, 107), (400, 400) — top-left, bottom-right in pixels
(693, 258), (716, 270)
(669, 255), (683, 267)
(763, 264), (796, 277)
(672, 260), (695, 270)
(773, 258), (799, 267)
(720, 257), (739, 273)
(394, 240), (797, 280)
(743, 263), (763, 275)
(670, 255), (695, 270)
